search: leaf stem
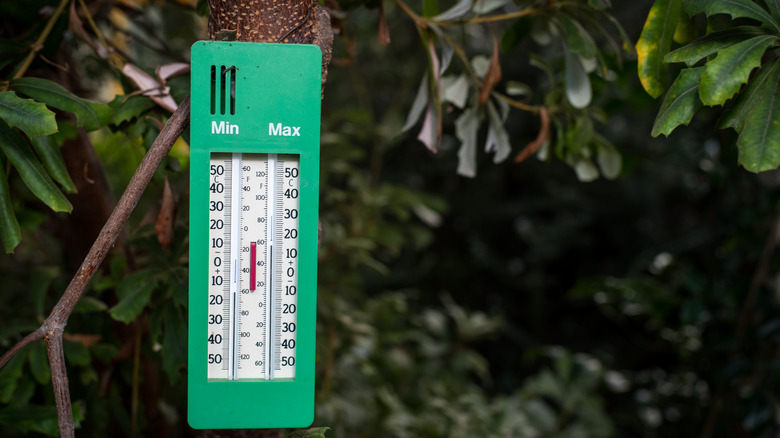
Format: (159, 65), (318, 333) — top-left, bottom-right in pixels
(11, 0), (70, 81)
(77, 0), (124, 69)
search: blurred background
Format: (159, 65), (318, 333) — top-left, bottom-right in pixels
(2, 0), (780, 436)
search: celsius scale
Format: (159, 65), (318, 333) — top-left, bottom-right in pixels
(188, 41), (321, 429)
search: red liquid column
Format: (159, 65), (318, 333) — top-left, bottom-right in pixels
(250, 241), (256, 290)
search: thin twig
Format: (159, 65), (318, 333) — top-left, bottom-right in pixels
(9, 0), (70, 82)
(0, 327), (45, 368)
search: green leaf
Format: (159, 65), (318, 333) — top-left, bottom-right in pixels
(455, 106), (479, 178)
(30, 136), (76, 193)
(557, 13), (597, 60)
(736, 59), (780, 172)
(501, 16), (533, 52)
(0, 120), (72, 213)
(652, 67), (704, 136)
(110, 96), (156, 125)
(64, 340), (91, 366)
(565, 50), (591, 109)
(636, 0), (682, 98)
(11, 77), (111, 131)
(699, 35), (777, 106)
(29, 341), (50, 384)
(108, 270), (158, 323)
(665, 26), (769, 66)
(289, 427), (331, 438)
(719, 58), (779, 131)
(683, 0), (780, 31)
(422, 0), (439, 17)
(0, 163), (21, 253)
(73, 296), (109, 313)
(673, 14), (696, 44)
(768, 0), (780, 21)
(595, 135), (622, 179)
(161, 303), (187, 381)
(0, 91), (58, 138)
(0, 350), (25, 403)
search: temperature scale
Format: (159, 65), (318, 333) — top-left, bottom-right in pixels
(188, 41), (321, 429)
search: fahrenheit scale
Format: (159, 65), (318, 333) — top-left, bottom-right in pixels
(206, 152), (300, 380)
(188, 42), (321, 429)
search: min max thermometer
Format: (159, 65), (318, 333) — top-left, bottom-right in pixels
(188, 41), (320, 429)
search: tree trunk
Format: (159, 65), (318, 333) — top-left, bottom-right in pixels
(208, 0), (333, 94)
(201, 1), (333, 436)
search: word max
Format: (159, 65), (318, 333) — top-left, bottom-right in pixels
(212, 121), (239, 135)
(269, 123), (301, 136)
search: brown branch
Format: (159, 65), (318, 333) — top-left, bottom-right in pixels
(48, 95), (190, 328)
(0, 327), (44, 368)
(46, 331), (73, 438)
(0, 96), (191, 437)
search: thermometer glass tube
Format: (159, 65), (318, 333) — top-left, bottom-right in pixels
(207, 152), (299, 380)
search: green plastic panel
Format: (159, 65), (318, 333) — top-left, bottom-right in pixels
(188, 41), (321, 429)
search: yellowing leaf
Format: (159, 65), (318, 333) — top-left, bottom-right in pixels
(636, 0), (681, 98)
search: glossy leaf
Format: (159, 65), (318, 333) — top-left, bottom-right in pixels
(11, 77), (111, 132)
(574, 158), (600, 182)
(664, 26), (769, 67)
(29, 342), (50, 385)
(485, 101), (511, 163)
(768, 0), (780, 21)
(683, 0), (780, 30)
(472, 0), (510, 14)
(108, 270), (158, 323)
(433, 0), (472, 21)
(636, 0), (681, 98)
(652, 67), (704, 137)
(30, 136), (76, 193)
(719, 58), (780, 132)
(736, 60), (780, 172)
(161, 303), (187, 380)
(565, 51), (592, 108)
(0, 163), (21, 253)
(0, 91), (58, 138)
(110, 96), (156, 125)
(0, 120), (72, 213)
(699, 35), (777, 106)
(595, 135), (622, 179)
(402, 76), (429, 132)
(673, 14), (696, 44)
(442, 74), (469, 109)
(455, 107), (479, 177)
(557, 13), (597, 59)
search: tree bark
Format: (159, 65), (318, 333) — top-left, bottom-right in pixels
(208, 0), (333, 93)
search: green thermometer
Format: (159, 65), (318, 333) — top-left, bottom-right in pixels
(188, 41), (321, 429)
